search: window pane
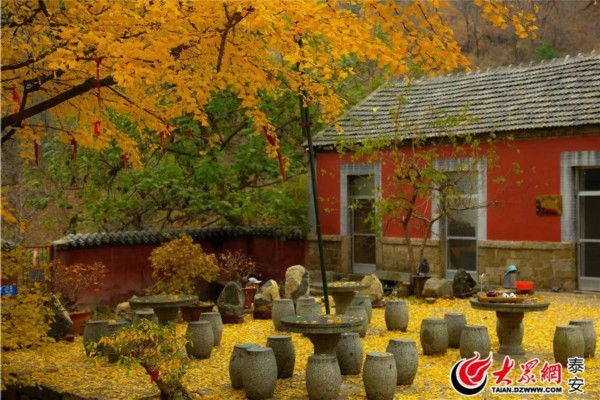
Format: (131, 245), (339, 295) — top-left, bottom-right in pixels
(448, 239), (477, 271)
(447, 171), (478, 195)
(581, 242), (600, 278)
(352, 199), (374, 234)
(580, 196), (600, 239)
(353, 235), (376, 264)
(349, 175), (374, 197)
(448, 209), (477, 237)
(580, 168), (600, 191)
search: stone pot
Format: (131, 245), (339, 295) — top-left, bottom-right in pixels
(386, 338), (418, 385)
(444, 313), (467, 349)
(82, 320), (108, 356)
(306, 354), (342, 400)
(336, 332), (363, 375)
(132, 310), (158, 326)
(554, 325), (585, 367)
(363, 352), (397, 400)
(266, 335), (295, 379)
(199, 312), (223, 347)
(185, 320), (214, 360)
(229, 343), (260, 389)
(569, 319), (596, 358)
(420, 318), (448, 356)
(459, 325), (490, 359)
(242, 347), (278, 400)
(272, 299), (295, 331)
(351, 295), (373, 323)
(385, 300), (408, 331)
(345, 305), (368, 338)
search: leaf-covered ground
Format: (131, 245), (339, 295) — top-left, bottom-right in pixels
(4, 292), (599, 399)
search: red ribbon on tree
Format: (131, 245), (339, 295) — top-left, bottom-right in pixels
(262, 126), (286, 182)
(93, 56), (104, 137)
(71, 137), (78, 161)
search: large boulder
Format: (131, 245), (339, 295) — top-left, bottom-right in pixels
(452, 269), (477, 298)
(115, 295), (138, 322)
(217, 281), (245, 317)
(423, 277), (453, 299)
(285, 265), (309, 303)
(254, 280), (280, 312)
(359, 274), (384, 305)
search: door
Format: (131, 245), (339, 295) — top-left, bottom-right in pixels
(578, 167), (600, 291)
(348, 175), (376, 274)
(445, 171), (478, 280)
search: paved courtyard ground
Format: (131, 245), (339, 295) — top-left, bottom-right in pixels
(3, 292), (599, 399)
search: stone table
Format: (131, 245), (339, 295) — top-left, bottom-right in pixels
(310, 283), (369, 315)
(470, 298), (550, 356)
(280, 314), (363, 354)
(129, 294), (198, 324)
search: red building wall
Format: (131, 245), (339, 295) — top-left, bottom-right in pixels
(315, 132), (600, 242)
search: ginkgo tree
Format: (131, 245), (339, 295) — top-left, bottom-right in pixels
(1, 0), (537, 169)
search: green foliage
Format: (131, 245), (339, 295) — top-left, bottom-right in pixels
(535, 42), (560, 61)
(148, 235), (219, 295)
(91, 319), (189, 399)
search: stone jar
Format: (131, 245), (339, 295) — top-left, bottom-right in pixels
(105, 321), (131, 363)
(199, 312), (224, 347)
(345, 305), (368, 338)
(554, 325), (585, 367)
(444, 313), (467, 349)
(82, 320), (108, 356)
(132, 310), (158, 326)
(272, 299), (295, 331)
(385, 300), (409, 331)
(296, 297), (320, 317)
(229, 343), (260, 389)
(242, 347), (278, 400)
(569, 319), (596, 358)
(306, 354), (342, 400)
(336, 332), (363, 375)
(420, 318), (448, 356)
(386, 338), (418, 385)
(363, 352), (397, 400)
(459, 325), (490, 359)
(351, 295), (373, 323)
(266, 335), (295, 379)
(185, 320), (214, 360)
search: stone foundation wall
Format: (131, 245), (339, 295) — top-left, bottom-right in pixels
(308, 236), (577, 291)
(478, 240), (576, 291)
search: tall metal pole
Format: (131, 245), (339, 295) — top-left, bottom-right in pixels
(297, 38), (330, 314)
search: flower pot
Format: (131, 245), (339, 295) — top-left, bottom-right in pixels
(243, 286), (258, 309)
(253, 309), (272, 320)
(181, 303), (214, 322)
(220, 312), (244, 324)
(68, 310), (91, 336)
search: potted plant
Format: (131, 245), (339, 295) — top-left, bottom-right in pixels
(50, 260), (108, 335)
(148, 235), (220, 321)
(217, 250), (259, 309)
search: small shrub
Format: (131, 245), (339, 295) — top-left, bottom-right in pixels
(217, 250), (257, 285)
(148, 235), (219, 295)
(50, 261), (108, 311)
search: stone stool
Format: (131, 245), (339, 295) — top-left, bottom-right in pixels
(306, 354), (342, 400)
(460, 325), (490, 359)
(185, 320), (214, 360)
(199, 312), (223, 347)
(351, 295), (373, 323)
(266, 335), (295, 378)
(554, 325), (585, 367)
(272, 299), (295, 331)
(336, 332), (363, 375)
(229, 343), (260, 389)
(345, 305), (368, 337)
(242, 347), (278, 400)
(385, 300), (409, 331)
(444, 313), (467, 349)
(363, 352), (397, 400)
(420, 318), (448, 355)
(569, 319), (596, 358)
(386, 338), (418, 385)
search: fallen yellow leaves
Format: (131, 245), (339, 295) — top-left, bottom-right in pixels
(3, 292), (599, 399)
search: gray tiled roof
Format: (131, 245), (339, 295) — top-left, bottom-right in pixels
(313, 53), (600, 146)
(53, 226), (305, 249)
